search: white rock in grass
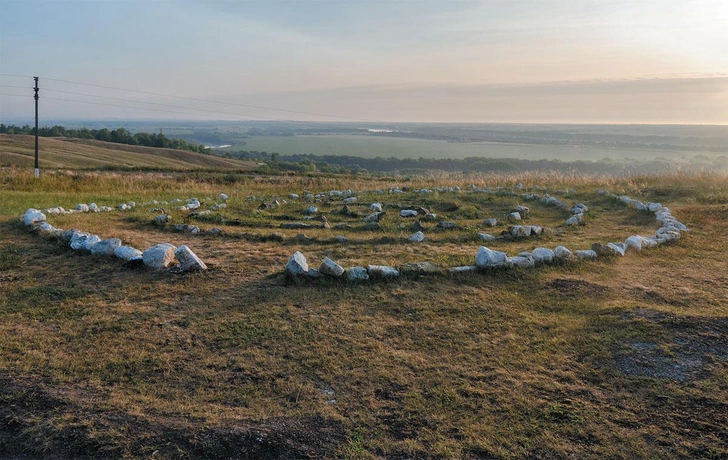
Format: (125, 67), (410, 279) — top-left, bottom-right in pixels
(343, 197), (357, 204)
(478, 232), (496, 242)
(507, 256), (535, 268)
(91, 238), (122, 256)
(88, 203), (99, 212)
(319, 257), (345, 277)
(509, 225), (530, 238)
(566, 214), (584, 226)
(23, 208), (46, 226)
(531, 247), (555, 265)
(219, 193), (228, 201)
(370, 202), (383, 213)
(175, 245), (208, 271)
(640, 236), (659, 248)
(475, 246), (508, 268)
(69, 231), (91, 250)
(142, 243), (177, 270)
(401, 209), (418, 217)
(346, 266), (369, 281)
(507, 212), (522, 222)
(285, 251), (309, 276)
(114, 245), (143, 262)
(367, 265), (400, 278)
(624, 236), (643, 252)
(449, 265), (478, 274)
(482, 218), (498, 227)
(75, 203), (89, 212)
(118, 203), (129, 211)
(553, 245), (573, 260)
(607, 242), (626, 257)
(574, 249), (598, 260)
(408, 231), (425, 242)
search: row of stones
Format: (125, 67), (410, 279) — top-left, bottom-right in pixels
(284, 191), (688, 281)
(22, 208), (207, 272)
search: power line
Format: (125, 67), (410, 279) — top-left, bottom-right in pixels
(40, 87), (293, 121)
(40, 76), (373, 122)
(41, 96), (247, 120)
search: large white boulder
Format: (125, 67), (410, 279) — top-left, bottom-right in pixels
(346, 266), (369, 281)
(507, 256), (535, 268)
(175, 245), (207, 271)
(367, 265), (400, 278)
(531, 247), (555, 265)
(285, 251), (309, 276)
(370, 202), (383, 213)
(624, 236), (643, 252)
(114, 245), (143, 262)
(75, 203), (89, 213)
(142, 243), (177, 270)
(475, 246), (508, 268)
(408, 231), (425, 242)
(553, 245), (573, 260)
(401, 210), (418, 218)
(574, 249), (598, 260)
(90, 238), (122, 256)
(319, 257), (345, 277)
(23, 208), (46, 226)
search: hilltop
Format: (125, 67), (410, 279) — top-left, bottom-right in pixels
(0, 134), (258, 171)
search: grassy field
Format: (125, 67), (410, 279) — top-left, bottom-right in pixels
(223, 134), (717, 162)
(0, 135), (258, 171)
(1, 166), (727, 458)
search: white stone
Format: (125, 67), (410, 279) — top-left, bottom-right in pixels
(507, 256), (535, 268)
(507, 212), (522, 222)
(343, 197), (357, 204)
(624, 236), (643, 252)
(401, 209), (418, 217)
(510, 225), (530, 238)
(574, 249), (598, 260)
(475, 246), (508, 268)
(186, 199), (201, 210)
(289, 194), (299, 199)
(553, 245), (573, 260)
(482, 218), (498, 227)
(305, 206), (318, 214)
(90, 238), (122, 256)
(367, 265), (400, 278)
(647, 202), (663, 212)
(319, 257), (345, 277)
(607, 243), (626, 256)
(449, 265), (478, 273)
(478, 232), (496, 242)
(346, 266), (369, 281)
(23, 208), (46, 226)
(219, 193), (228, 201)
(153, 214), (169, 225)
(88, 203), (99, 212)
(118, 203), (129, 211)
(370, 203), (383, 213)
(566, 214), (584, 226)
(75, 203), (89, 212)
(175, 245), (207, 271)
(285, 251), (309, 276)
(142, 243), (177, 270)
(531, 247), (555, 265)
(408, 231), (425, 242)
(69, 231), (92, 250)
(114, 245), (143, 262)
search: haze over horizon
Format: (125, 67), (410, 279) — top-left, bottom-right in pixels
(1, 0), (727, 125)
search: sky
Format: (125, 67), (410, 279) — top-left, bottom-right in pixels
(1, 0), (727, 124)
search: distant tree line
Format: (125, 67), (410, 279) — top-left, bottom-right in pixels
(225, 150), (728, 177)
(0, 124), (207, 154)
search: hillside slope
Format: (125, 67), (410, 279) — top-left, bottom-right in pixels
(0, 135), (257, 170)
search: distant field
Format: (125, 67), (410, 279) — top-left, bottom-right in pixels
(0, 135), (258, 171)
(225, 134), (716, 162)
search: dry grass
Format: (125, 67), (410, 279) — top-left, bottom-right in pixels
(0, 134), (258, 170)
(1, 168), (727, 459)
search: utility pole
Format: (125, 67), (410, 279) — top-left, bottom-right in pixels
(34, 76), (39, 178)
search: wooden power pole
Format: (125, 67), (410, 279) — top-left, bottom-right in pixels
(34, 76), (39, 178)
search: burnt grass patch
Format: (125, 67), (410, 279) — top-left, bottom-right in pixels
(0, 375), (344, 459)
